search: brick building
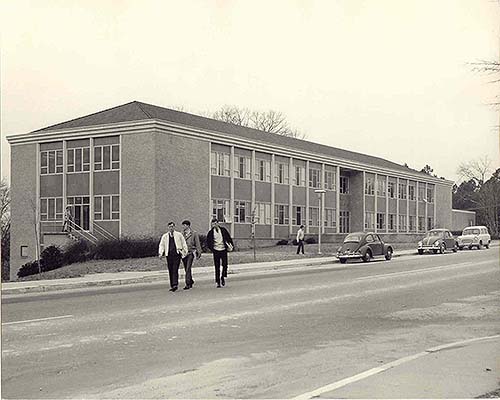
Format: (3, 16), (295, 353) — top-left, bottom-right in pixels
(7, 101), (453, 279)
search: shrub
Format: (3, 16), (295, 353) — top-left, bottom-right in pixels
(305, 237), (317, 244)
(276, 239), (289, 245)
(291, 239), (298, 246)
(40, 245), (63, 272)
(93, 237), (158, 260)
(62, 240), (94, 265)
(18, 260), (41, 278)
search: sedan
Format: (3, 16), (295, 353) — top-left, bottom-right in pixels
(417, 229), (458, 254)
(336, 232), (394, 264)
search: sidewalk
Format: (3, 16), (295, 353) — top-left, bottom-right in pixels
(299, 335), (500, 399)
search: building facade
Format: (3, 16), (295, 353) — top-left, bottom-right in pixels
(7, 101), (454, 279)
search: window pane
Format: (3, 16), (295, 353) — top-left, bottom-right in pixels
(75, 148), (82, 172)
(48, 151), (55, 174)
(95, 197), (102, 212)
(56, 198), (63, 214)
(103, 196), (110, 220)
(112, 196), (119, 212)
(41, 152), (48, 168)
(112, 145), (120, 162)
(103, 146), (111, 169)
(48, 198), (55, 219)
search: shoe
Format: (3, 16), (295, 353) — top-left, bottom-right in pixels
(183, 286), (190, 290)
(169, 287), (178, 292)
(217, 284), (221, 288)
(190, 279), (195, 286)
(221, 277), (225, 286)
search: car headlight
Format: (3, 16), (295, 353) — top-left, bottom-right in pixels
(418, 241), (422, 247)
(434, 240), (440, 246)
(473, 236), (479, 242)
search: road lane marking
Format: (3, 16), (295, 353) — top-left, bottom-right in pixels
(2, 314), (73, 326)
(292, 334), (500, 400)
(355, 260), (494, 281)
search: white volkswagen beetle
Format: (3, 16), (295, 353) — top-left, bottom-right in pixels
(457, 226), (491, 250)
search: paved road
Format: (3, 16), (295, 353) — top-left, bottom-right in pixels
(2, 249), (499, 398)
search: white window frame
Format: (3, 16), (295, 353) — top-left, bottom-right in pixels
(40, 197), (63, 221)
(376, 213), (385, 230)
(388, 214), (396, 231)
(94, 195), (120, 221)
(256, 159), (271, 182)
(309, 206), (319, 226)
(365, 211), (375, 230)
(255, 202), (271, 225)
(340, 176), (350, 194)
(324, 170), (336, 190)
(377, 179), (386, 197)
(274, 204), (290, 225)
(388, 181), (396, 198)
(325, 208), (336, 227)
(67, 147), (91, 173)
(399, 215), (407, 231)
(292, 205), (304, 226)
(294, 165), (306, 186)
(275, 162), (289, 184)
(212, 198), (231, 223)
(409, 185), (416, 201)
(365, 177), (375, 195)
(409, 215), (416, 232)
(426, 187), (434, 203)
(339, 210), (350, 233)
(309, 168), (321, 188)
(234, 155), (251, 180)
(210, 151), (231, 177)
(94, 144), (120, 172)
(40, 150), (63, 175)
(234, 200), (251, 223)
(398, 182), (407, 200)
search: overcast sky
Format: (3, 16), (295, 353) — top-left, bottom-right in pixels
(1, 0), (499, 183)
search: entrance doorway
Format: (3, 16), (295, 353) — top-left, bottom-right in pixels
(67, 196), (90, 230)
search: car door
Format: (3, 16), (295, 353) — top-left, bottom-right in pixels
(371, 234), (383, 256)
(445, 230), (454, 249)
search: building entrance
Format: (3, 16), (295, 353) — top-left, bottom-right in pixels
(67, 196), (90, 230)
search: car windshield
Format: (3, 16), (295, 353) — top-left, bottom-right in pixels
(344, 234), (362, 243)
(463, 228), (480, 235)
(426, 230), (443, 237)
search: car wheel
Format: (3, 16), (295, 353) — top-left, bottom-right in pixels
(485, 242), (490, 249)
(385, 248), (393, 260)
(458, 246), (464, 250)
(478, 241), (483, 250)
(452, 243), (458, 252)
(362, 250), (372, 262)
(468, 245), (473, 250)
(433, 249), (438, 254)
(418, 249), (424, 255)
(340, 258), (347, 264)
(439, 243), (446, 254)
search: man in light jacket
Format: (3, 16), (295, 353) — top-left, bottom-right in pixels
(296, 225), (305, 254)
(181, 220), (202, 290)
(159, 222), (188, 292)
(206, 218), (234, 288)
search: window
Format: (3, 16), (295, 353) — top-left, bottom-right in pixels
(365, 212), (375, 230)
(377, 213), (385, 230)
(388, 181), (396, 198)
(339, 210), (350, 233)
(210, 151), (230, 176)
(325, 208), (336, 227)
(309, 207), (319, 226)
(365, 177), (375, 195)
(212, 199), (230, 222)
(309, 168), (321, 188)
(427, 217), (434, 230)
(294, 165), (306, 186)
(234, 200), (251, 223)
(235, 156), (251, 179)
(20, 246), (29, 258)
(40, 150), (63, 175)
(275, 162), (289, 184)
(398, 182), (407, 199)
(256, 159), (271, 182)
(292, 206), (303, 226)
(409, 185), (416, 201)
(377, 178), (386, 197)
(324, 170), (336, 190)
(67, 147), (90, 173)
(94, 144), (120, 171)
(94, 195), (120, 220)
(399, 215), (407, 231)
(255, 202), (271, 224)
(340, 176), (349, 194)
(427, 187), (434, 203)
(388, 214), (396, 231)
(418, 216), (425, 231)
(418, 185), (425, 201)
(409, 216), (416, 232)
(274, 204), (289, 225)
(40, 197), (63, 221)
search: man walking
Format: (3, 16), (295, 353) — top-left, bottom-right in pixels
(181, 220), (202, 290)
(159, 222), (188, 292)
(296, 224), (305, 254)
(62, 205), (73, 232)
(206, 218), (234, 288)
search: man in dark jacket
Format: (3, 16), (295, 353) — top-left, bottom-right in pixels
(206, 218), (234, 288)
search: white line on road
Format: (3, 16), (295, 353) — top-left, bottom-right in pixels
(291, 334), (500, 400)
(2, 314), (74, 326)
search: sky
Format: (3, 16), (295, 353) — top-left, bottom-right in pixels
(1, 0), (499, 184)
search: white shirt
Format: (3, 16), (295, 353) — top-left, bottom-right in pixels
(296, 228), (305, 241)
(213, 228), (225, 251)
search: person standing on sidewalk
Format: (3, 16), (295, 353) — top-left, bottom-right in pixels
(206, 218), (234, 288)
(158, 222), (188, 292)
(296, 225), (305, 254)
(181, 220), (202, 290)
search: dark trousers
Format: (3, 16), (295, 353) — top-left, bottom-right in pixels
(212, 250), (228, 284)
(296, 240), (305, 254)
(182, 253), (195, 287)
(167, 253), (181, 289)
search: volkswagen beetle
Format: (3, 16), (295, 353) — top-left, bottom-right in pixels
(336, 232), (393, 264)
(417, 228), (458, 254)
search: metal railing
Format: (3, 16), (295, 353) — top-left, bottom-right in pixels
(93, 222), (117, 241)
(66, 220), (98, 245)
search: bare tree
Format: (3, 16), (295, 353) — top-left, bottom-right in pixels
(457, 156), (492, 186)
(29, 197), (42, 276)
(212, 105), (307, 139)
(470, 59), (500, 108)
(1, 180), (11, 280)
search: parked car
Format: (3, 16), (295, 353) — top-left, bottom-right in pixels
(457, 226), (491, 250)
(336, 232), (393, 264)
(417, 229), (458, 254)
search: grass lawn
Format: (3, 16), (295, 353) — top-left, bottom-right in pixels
(16, 242), (416, 281)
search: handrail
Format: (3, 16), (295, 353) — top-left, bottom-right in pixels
(93, 222), (117, 240)
(66, 220), (98, 244)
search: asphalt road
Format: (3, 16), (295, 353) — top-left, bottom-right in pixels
(2, 248), (499, 399)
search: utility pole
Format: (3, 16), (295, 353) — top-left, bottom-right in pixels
(314, 189), (326, 255)
(251, 206), (257, 261)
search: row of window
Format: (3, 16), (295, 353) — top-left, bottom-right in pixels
(40, 195), (120, 222)
(40, 145), (120, 175)
(364, 212), (433, 231)
(365, 178), (434, 202)
(211, 151), (345, 190)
